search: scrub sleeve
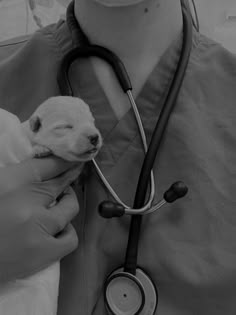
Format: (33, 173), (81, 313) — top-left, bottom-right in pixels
(0, 18), (235, 315)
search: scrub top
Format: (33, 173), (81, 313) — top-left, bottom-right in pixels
(0, 18), (235, 315)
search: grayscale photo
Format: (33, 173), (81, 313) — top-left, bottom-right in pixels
(0, 1), (235, 314)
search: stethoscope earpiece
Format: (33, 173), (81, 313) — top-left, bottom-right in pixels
(99, 181), (188, 218)
(164, 181), (188, 203)
(99, 201), (125, 218)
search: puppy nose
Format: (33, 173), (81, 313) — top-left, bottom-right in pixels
(88, 134), (99, 146)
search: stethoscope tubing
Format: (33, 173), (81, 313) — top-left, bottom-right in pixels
(58, 44), (132, 96)
(59, 0), (192, 275)
(57, 32), (158, 215)
(124, 0), (193, 274)
(58, 1), (191, 218)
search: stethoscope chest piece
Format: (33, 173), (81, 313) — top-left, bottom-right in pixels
(105, 268), (157, 315)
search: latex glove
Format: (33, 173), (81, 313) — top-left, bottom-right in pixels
(0, 156), (82, 195)
(0, 157), (81, 283)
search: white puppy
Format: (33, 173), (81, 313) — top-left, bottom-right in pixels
(0, 96), (102, 315)
(24, 96), (102, 162)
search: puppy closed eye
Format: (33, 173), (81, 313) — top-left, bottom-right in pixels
(54, 124), (73, 130)
(52, 124), (74, 136)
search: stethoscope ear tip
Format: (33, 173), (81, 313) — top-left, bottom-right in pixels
(99, 201), (125, 218)
(164, 181), (188, 203)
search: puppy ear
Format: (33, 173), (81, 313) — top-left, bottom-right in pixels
(29, 115), (41, 132)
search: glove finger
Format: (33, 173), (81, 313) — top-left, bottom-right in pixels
(30, 165), (82, 206)
(0, 157), (77, 194)
(39, 187), (79, 235)
(51, 224), (79, 260)
(27, 156), (78, 182)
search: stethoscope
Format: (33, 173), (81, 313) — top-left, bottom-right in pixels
(57, 1), (193, 314)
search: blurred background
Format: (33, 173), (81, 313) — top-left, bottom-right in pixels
(0, 0), (236, 53)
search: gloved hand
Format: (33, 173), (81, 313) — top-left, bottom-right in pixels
(0, 156), (82, 195)
(0, 157), (81, 283)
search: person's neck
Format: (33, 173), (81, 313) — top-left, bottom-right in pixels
(74, 0), (183, 65)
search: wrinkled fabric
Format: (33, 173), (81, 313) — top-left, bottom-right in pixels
(0, 108), (59, 315)
(0, 17), (235, 315)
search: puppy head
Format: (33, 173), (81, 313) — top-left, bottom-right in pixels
(29, 96), (102, 162)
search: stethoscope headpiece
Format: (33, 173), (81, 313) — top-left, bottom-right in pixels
(99, 181), (188, 218)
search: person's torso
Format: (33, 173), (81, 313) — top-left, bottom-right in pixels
(0, 20), (235, 315)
